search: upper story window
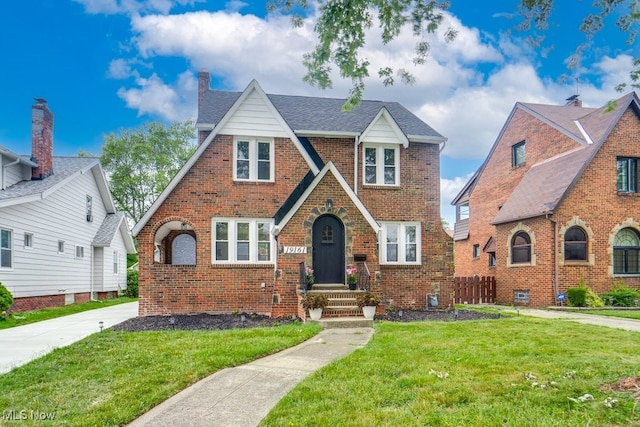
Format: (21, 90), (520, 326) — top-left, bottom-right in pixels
(86, 195), (93, 222)
(564, 226), (587, 261)
(363, 144), (399, 186)
(234, 138), (274, 182)
(613, 228), (640, 274)
(213, 218), (274, 263)
(512, 141), (526, 167)
(617, 157), (637, 193)
(458, 203), (469, 221)
(1, 229), (12, 269)
(511, 231), (531, 263)
(380, 222), (420, 264)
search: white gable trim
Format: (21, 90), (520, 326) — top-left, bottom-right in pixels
(133, 80), (320, 236)
(360, 108), (409, 148)
(277, 161), (380, 233)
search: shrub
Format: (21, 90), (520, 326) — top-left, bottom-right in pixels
(585, 288), (605, 307)
(123, 270), (139, 298)
(566, 287), (587, 307)
(0, 282), (14, 319)
(600, 283), (640, 307)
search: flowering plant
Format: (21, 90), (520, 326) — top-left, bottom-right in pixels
(346, 266), (358, 284)
(306, 266), (315, 284)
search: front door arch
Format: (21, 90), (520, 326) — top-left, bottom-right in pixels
(312, 215), (345, 284)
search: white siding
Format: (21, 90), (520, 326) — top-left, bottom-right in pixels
(93, 247), (104, 289)
(361, 115), (402, 145)
(3, 161), (30, 189)
(0, 169), (110, 298)
(96, 235), (128, 293)
(219, 90), (288, 137)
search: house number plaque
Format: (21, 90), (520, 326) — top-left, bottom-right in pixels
(282, 246), (307, 254)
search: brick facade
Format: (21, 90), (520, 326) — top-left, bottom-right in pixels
(137, 128), (454, 316)
(453, 97), (640, 306)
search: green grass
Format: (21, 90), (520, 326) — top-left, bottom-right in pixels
(0, 323), (321, 426)
(566, 309), (640, 320)
(262, 318), (640, 426)
(0, 297), (137, 330)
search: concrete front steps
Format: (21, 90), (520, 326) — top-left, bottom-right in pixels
(306, 284), (375, 328)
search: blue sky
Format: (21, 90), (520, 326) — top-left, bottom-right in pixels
(0, 0), (637, 225)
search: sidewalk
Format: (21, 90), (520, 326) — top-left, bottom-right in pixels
(0, 301), (138, 374)
(128, 327), (374, 427)
(488, 305), (640, 332)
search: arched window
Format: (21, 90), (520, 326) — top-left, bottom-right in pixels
(564, 226), (587, 261)
(613, 228), (640, 274)
(511, 231), (531, 264)
(171, 233), (196, 265)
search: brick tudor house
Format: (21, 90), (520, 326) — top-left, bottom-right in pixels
(132, 70), (454, 318)
(452, 91), (640, 306)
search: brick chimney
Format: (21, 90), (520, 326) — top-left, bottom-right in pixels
(198, 69), (211, 144)
(31, 98), (54, 180)
(565, 94), (582, 107)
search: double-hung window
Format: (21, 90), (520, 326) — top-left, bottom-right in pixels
(380, 222), (420, 264)
(0, 229), (12, 268)
(213, 219), (273, 263)
(234, 138), (274, 182)
(617, 157), (638, 193)
(363, 144), (399, 186)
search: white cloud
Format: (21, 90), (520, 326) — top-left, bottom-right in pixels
(116, 71), (196, 121)
(74, 0), (203, 15)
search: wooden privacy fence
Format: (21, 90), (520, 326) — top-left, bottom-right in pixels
(454, 276), (496, 304)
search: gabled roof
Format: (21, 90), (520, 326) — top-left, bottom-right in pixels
(136, 79), (440, 235)
(0, 145), (37, 167)
(198, 86), (445, 143)
(0, 157), (116, 212)
(451, 92), (639, 209)
(275, 161), (380, 233)
(93, 212), (136, 253)
(492, 92), (640, 225)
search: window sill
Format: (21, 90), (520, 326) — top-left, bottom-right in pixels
(362, 184), (401, 190)
(234, 180), (275, 185)
(380, 263), (421, 268)
(211, 263), (274, 268)
(617, 191), (640, 196)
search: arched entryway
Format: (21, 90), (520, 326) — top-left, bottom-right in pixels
(312, 214), (345, 284)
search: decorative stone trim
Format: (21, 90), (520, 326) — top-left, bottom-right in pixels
(302, 205), (356, 266)
(506, 222), (537, 267)
(558, 216), (595, 266)
(608, 218), (640, 277)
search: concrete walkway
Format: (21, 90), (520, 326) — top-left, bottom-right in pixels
(128, 327), (374, 427)
(0, 301), (138, 374)
(488, 305), (640, 332)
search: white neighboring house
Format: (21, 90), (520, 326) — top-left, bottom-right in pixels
(0, 99), (136, 311)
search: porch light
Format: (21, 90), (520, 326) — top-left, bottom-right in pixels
(325, 199), (333, 211)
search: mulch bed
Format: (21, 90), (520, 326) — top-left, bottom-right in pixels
(112, 309), (500, 332)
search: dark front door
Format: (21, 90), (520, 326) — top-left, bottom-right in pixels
(313, 215), (345, 284)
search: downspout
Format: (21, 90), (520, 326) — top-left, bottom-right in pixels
(90, 244), (96, 301)
(354, 135), (359, 194)
(547, 214), (559, 303)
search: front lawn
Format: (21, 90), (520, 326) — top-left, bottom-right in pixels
(0, 323), (321, 426)
(263, 317), (640, 426)
(566, 309), (640, 321)
(0, 297), (137, 330)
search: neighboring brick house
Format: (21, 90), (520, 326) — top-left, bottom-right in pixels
(132, 70), (454, 318)
(452, 92), (640, 306)
(1, 99), (136, 311)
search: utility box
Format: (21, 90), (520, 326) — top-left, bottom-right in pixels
(427, 293), (439, 309)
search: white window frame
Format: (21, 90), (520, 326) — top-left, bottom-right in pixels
(1, 228), (13, 269)
(75, 245), (85, 259)
(24, 232), (33, 249)
(233, 137), (275, 182)
(380, 222), (421, 265)
(113, 250), (119, 274)
(212, 218), (275, 264)
(363, 143), (400, 186)
(58, 240), (65, 254)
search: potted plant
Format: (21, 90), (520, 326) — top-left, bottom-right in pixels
(346, 266), (358, 290)
(305, 266), (315, 290)
(301, 293), (329, 320)
(356, 291), (380, 320)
